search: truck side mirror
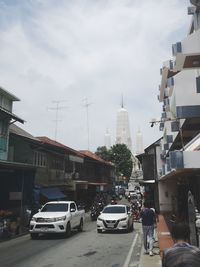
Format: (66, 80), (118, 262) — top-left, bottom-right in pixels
(70, 208), (76, 212)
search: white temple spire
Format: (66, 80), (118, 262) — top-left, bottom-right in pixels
(116, 97), (132, 151)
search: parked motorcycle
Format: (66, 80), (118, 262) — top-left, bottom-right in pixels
(90, 205), (100, 221)
(131, 202), (140, 221)
(0, 218), (10, 238)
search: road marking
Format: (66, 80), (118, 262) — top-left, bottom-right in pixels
(123, 233), (138, 267)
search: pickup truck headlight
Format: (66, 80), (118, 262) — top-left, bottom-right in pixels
(119, 217), (128, 221)
(97, 217), (103, 221)
(54, 216), (66, 222)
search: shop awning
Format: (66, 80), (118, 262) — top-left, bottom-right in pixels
(40, 187), (66, 200)
(0, 106), (24, 124)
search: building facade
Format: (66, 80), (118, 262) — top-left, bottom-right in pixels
(156, 2), (200, 227)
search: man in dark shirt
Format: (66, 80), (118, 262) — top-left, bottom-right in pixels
(140, 201), (155, 256)
(162, 222), (200, 267)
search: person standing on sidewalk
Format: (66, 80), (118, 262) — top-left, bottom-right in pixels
(162, 222), (200, 267)
(140, 201), (155, 256)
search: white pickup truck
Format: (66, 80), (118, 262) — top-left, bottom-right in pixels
(29, 201), (85, 239)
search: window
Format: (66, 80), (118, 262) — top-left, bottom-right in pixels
(33, 151), (47, 167)
(0, 120), (8, 136)
(196, 76), (200, 93)
(70, 203), (76, 211)
(41, 203), (68, 212)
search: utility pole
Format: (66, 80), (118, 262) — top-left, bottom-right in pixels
(83, 98), (93, 150)
(48, 100), (68, 140)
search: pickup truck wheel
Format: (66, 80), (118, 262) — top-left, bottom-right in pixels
(30, 233), (38, 240)
(65, 222), (71, 237)
(78, 219), (83, 232)
(97, 229), (102, 233)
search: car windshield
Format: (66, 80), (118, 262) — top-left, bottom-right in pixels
(41, 203), (68, 212)
(102, 206), (126, 214)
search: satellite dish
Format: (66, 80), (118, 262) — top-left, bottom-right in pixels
(190, 0), (200, 7)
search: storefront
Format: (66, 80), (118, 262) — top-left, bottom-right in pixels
(0, 161), (35, 238)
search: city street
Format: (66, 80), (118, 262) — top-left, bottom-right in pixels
(0, 219), (142, 267)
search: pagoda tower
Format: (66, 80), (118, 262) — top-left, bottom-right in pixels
(116, 96), (132, 151)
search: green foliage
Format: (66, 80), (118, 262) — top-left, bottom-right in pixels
(110, 144), (133, 178)
(95, 146), (111, 161)
(95, 144), (133, 179)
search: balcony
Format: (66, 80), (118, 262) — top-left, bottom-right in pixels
(172, 29), (200, 71)
(169, 150), (200, 169)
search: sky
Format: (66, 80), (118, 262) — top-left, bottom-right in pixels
(0, 0), (191, 152)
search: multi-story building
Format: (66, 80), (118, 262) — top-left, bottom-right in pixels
(0, 87), (24, 160)
(157, 2), (200, 221)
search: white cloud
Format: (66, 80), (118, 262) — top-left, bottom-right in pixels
(0, 0), (190, 151)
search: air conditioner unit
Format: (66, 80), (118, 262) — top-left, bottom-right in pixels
(188, 6), (196, 15)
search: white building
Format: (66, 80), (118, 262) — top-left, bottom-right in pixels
(116, 100), (132, 151)
(157, 1), (200, 216)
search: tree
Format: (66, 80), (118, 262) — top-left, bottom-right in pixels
(110, 144), (133, 179)
(95, 144), (133, 179)
(95, 146), (111, 161)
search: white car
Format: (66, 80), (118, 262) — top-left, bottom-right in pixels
(29, 201), (85, 239)
(96, 204), (133, 233)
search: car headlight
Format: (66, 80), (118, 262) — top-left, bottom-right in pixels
(55, 216), (66, 222)
(31, 217), (36, 222)
(97, 217), (103, 221)
(119, 217), (128, 221)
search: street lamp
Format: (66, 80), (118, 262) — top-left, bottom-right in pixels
(149, 117), (185, 151)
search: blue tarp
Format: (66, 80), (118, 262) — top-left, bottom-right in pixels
(40, 187), (66, 200)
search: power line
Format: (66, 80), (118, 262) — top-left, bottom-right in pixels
(47, 100), (68, 141)
(82, 98), (93, 150)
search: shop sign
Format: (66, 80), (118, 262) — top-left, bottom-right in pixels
(9, 192), (22, 200)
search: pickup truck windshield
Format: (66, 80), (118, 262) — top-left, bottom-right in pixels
(103, 206), (126, 214)
(41, 203), (68, 212)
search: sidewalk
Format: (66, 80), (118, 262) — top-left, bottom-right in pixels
(138, 231), (161, 267)
(138, 214), (174, 267)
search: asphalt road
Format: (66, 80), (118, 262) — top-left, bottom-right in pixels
(0, 218), (142, 267)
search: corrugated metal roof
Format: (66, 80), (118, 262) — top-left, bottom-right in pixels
(37, 136), (84, 157)
(9, 124), (39, 141)
(0, 106), (24, 124)
(79, 150), (114, 166)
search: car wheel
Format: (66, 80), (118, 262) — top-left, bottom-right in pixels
(97, 229), (102, 233)
(126, 223), (130, 233)
(30, 233), (38, 240)
(65, 222), (71, 237)
(78, 219), (83, 232)
(130, 222), (134, 232)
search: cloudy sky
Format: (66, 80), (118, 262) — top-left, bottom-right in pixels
(0, 0), (191, 152)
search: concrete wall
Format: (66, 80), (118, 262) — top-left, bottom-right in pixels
(174, 70), (200, 106)
(182, 28), (200, 54)
(183, 151), (200, 168)
(158, 179), (177, 213)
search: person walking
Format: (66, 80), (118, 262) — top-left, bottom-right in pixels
(140, 201), (155, 256)
(162, 222), (200, 267)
